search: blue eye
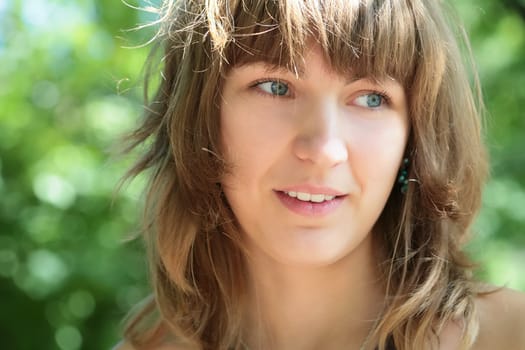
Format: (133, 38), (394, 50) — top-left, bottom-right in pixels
(354, 93), (385, 108)
(256, 80), (290, 96)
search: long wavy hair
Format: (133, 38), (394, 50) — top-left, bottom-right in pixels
(120, 0), (488, 349)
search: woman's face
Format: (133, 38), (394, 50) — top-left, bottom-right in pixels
(220, 44), (409, 267)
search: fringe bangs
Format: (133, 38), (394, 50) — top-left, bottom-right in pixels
(181, 0), (421, 85)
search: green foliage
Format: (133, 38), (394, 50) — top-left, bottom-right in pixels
(456, 0), (525, 289)
(0, 0), (523, 349)
(0, 1), (152, 349)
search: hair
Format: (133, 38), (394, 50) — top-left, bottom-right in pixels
(120, 0), (488, 349)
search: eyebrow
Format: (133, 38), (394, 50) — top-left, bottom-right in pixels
(255, 62), (305, 79)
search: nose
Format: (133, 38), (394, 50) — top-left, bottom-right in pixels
(292, 100), (349, 168)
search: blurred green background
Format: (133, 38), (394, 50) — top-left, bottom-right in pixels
(0, 0), (523, 349)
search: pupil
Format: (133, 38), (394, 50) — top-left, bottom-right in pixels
(367, 94), (382, 107)
(271, 82), (288, 96)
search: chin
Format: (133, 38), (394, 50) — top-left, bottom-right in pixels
(259, 230), (372, 268)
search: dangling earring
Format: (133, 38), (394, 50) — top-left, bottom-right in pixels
(397, 157), (410, 194)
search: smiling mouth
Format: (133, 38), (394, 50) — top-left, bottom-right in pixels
(275, 190), (345, 216)
(283, 191), (336, 203)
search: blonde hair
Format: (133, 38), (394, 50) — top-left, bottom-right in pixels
(121, 1), (488, 349)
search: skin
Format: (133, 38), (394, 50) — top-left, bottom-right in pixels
(220, 45), (409, 268)
(219, 44), (408, 349)
(115, 44), (525, 350)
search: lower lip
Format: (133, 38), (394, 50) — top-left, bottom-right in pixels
(275, 191), (345, 217)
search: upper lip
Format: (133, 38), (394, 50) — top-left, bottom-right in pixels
(277, 185), (347, 196)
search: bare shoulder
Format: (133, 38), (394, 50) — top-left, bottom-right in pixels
(472, 287), (525, 350)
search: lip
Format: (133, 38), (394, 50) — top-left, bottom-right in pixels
(278, 185), (346, 197)
(274, 190), (346, 217)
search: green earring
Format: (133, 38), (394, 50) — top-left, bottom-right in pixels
(397, 158), (410, 194)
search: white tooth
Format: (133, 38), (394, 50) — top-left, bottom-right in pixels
(288, 191), (297, 198)
(296, 192), (311, 201)
(325, 195), (335, 200)
(310, 194), (325, 203)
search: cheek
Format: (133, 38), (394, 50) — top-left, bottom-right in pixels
(350, 120), (408, 186)
(220, 111), (286, 191)
(220, 98), (293, 173)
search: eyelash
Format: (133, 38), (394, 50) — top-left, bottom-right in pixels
(250, 78), (292, 98)
(250, 78), (392, 107)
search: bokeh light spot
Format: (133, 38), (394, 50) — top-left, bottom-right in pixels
(33, 172), (76, 209)
(68, 290), (96, 319)
(84, 96), (136, 142)
(22, 249), (69, 298)
(55, 325), (82, 350)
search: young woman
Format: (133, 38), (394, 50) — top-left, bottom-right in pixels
(115, 0), (525, 349)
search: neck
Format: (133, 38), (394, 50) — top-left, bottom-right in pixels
(243, 235), (385, 350)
